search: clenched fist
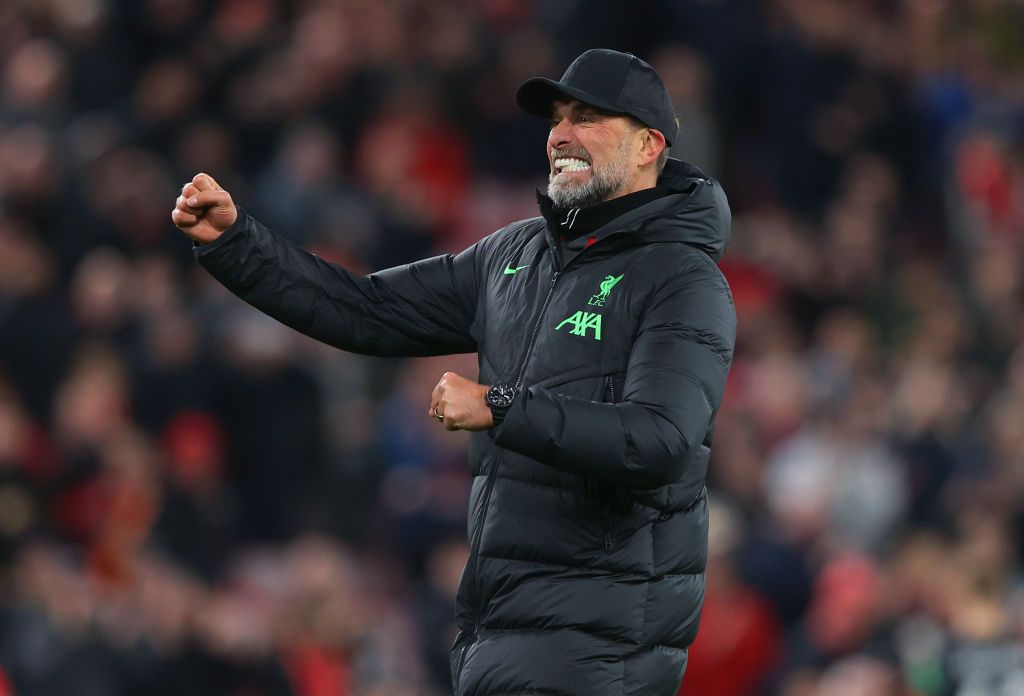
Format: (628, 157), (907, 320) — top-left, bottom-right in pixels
(429, 372), (492, 431)
(171, 172), (237, 244)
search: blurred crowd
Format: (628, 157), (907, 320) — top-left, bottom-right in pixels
(0, 0), (1023, 694)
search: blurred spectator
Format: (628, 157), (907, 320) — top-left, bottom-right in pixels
(681, 497), (781, 696)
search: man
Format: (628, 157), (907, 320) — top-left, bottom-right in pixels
(173, 49), (735, 695)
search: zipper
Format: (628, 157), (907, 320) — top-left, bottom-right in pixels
(605, 374), (615, 403)
(454, 449), (504, 687)
(513, 268), (561, 390)
(455, 263), (562, 690)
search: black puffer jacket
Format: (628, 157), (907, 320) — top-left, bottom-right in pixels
(194, 158), (736, 696)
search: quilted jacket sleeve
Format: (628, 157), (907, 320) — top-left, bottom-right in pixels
(194, 207), (480, 356)
(491, 254), (735, 489)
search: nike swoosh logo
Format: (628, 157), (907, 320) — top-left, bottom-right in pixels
(504, 264), (529, 275)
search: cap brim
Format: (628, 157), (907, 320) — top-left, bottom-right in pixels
(516, 77), (626, 120)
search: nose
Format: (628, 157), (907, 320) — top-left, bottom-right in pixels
(548, 118), (573, 151)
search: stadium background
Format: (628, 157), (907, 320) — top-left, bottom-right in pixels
(1, 0), (1023, 694)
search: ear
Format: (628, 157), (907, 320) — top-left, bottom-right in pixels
(637, 128), (667, 168)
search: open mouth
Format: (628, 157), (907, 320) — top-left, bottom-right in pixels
(553, 157), (592, 174)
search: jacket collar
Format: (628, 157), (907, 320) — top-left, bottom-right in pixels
(537, 187), (671, 242)
(537, 158), (730, 269)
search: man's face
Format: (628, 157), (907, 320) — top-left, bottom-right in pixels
(546, 99), (639, 209)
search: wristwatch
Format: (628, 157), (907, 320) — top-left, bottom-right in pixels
(485, 384), (518, 426)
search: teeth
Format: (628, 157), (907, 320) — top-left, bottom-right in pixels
(554, 157), (591, 173)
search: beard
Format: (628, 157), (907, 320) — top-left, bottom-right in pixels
(547, 140), (632, 209)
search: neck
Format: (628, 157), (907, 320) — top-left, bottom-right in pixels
(610, 170), (659, 201)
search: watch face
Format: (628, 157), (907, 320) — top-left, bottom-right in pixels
(488, 384), (516, 408)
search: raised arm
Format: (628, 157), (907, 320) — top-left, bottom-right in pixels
(173, 173), (480, 357)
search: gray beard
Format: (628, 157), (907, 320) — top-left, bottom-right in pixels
(547, 148), (632, 209)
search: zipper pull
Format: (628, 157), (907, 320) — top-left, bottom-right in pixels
(604, 533), (613, 550)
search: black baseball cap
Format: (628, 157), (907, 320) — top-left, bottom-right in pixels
(516, 48), (677, 146)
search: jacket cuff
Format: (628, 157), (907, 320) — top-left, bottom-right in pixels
(192, 206), (248, 261)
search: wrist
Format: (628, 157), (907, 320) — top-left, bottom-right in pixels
(485, 384), (518, 427)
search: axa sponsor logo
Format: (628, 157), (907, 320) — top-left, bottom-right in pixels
(555, 311), (603, 340)
(555, 274), (623, 341)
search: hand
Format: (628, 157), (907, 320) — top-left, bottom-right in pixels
(428, 372), (492, 431)
(171, 172), (238, 244)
